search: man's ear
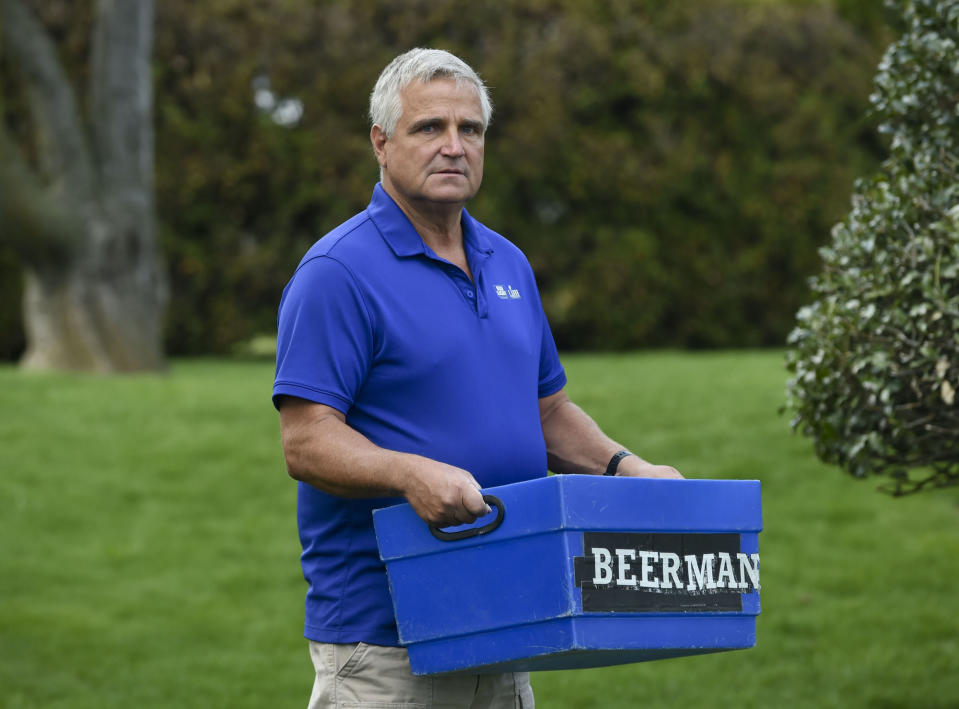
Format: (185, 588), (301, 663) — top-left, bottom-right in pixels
(370, 125), (388, 168)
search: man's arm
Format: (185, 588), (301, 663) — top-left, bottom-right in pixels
(538, 389), (683, 478)
(278, 396), (491, 525)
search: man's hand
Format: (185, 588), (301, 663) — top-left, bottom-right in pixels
(399, 458), (491, 527)
(615, 456), (684, 479)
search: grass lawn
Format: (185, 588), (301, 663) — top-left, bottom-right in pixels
(1, 351), (957, 708)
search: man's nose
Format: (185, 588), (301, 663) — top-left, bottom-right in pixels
(440, 127), (465, 157)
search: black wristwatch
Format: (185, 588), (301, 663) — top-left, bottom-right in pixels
(604, 450), (633, 476)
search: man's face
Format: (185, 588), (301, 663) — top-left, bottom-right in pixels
(373, 78), (485, 207)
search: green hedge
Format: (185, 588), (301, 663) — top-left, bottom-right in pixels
(0, 0), (891, 358)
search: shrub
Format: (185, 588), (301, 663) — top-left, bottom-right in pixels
(1, 1), (890, 357)
(141, 0), (893, 353)
(785, 0), (959, 495)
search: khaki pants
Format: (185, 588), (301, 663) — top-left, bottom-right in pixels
(307, 641), (534, 708)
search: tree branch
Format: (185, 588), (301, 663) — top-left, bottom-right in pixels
(0, 124), (77, 270)
(0, 0), (95, 198)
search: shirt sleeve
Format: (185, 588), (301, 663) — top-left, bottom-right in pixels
(529, 267), (566, 398)
(273, 255), (374, 412)
(537, 314), (567, 398)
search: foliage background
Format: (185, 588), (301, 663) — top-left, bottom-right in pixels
(0, 0), (892, 359)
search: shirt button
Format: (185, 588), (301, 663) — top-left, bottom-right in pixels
(466, 290), (474, 297)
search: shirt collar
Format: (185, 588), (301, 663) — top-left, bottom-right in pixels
(367, 183), (494, 259)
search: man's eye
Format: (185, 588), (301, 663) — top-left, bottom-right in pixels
(420, 124), (436, 133)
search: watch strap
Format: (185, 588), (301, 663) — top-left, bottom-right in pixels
(604, 450), (633, 476)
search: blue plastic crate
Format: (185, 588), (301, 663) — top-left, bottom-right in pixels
(373, 475), (761, 675)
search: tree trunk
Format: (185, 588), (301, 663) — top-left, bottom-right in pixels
(0, 0), (167, 372)
(21, 213), (167, 371)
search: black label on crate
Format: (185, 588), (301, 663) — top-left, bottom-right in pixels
(573, 532), (759, 613)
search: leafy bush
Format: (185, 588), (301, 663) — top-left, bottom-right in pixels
(151, 0), (888, 353)
(1, 1), (890, 357)
(785, 0), (959, 494)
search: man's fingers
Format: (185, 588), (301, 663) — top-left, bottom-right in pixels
(618, 462), (685, 479)
(641, 464), (684, 479)
(462, 484), (491, 517)
(405, 462), (492, 525)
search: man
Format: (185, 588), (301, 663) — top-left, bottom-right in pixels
(274, 48), (682, 709)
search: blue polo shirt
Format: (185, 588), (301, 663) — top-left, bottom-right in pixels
(273, 184), (566, 645)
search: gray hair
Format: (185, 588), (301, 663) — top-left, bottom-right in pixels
(369, 48), (493, 138)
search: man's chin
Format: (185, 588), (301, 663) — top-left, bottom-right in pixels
(418, 187), (478, 205)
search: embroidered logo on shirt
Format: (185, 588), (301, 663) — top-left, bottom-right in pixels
(495, 285), (522, 300)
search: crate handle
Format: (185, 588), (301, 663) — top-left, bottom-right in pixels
(429, 495), (505, 541)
